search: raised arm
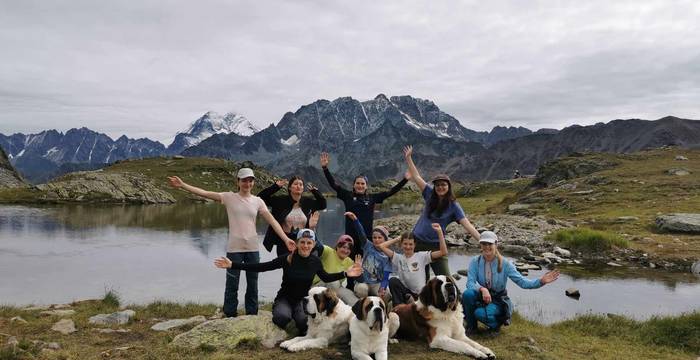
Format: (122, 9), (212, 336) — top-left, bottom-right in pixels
(403, 146), (427, 191)
(344, 212), (367, 248)
(430, 223), (448, 260)
(372, 172), (409, 203)
(458, 217), (481, 242)
(307, 183), (327, 210)
(258, 179), (286, 203)
(321, 153), (350, 196)
(214, 255), (285, 272)
(259, 207), (296, 252)
(168, 176), (222, 202)
(316, 254), (363, 282)
(377, 236), (401, 259)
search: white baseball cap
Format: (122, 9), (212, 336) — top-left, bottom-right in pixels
(296, 228), (316, 242)
(479, 231), (498, 244)
(237, 168), (255, 179)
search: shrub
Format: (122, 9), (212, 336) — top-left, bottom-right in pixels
(547, 227), (628, 252)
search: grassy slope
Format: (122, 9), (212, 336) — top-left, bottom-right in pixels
(1, 299), (697, 360)
(496, 148), (700, 260)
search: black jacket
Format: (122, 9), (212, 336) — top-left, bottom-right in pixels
(258, 184), (326, 253)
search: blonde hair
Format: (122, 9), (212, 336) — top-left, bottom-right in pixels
(495, 248), (503, 273)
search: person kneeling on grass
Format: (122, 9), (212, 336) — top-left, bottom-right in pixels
(462, 231), (560, 334)
(377, 224), (448, 305)
(214, 229), (362, 335)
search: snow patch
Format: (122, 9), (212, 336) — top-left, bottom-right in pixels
(281, 135), (300, 146)
(171, 111), (259, 147)
(44, 147), (59, 157)
(16, 149), (25, 158)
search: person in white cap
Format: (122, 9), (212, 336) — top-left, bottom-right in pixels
(168, 167), (296, 318)
(214, 228), (363, 335)
(462, 231), (560, 334)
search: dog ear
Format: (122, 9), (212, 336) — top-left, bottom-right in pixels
(324, 289), (338, 316)
(352, 297), (366, 320)
(418, 280), (433, 307)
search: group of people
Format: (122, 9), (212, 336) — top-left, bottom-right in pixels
(168, 146), (559, 336)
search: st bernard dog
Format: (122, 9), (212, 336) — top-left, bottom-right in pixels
(349, 296), (400, 360)
(392, 275), (496, 359)
(279, 287), (353, 352)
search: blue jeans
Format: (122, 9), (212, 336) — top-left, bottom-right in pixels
(223, 251), (259, 317)
(462, 289), (502, 330)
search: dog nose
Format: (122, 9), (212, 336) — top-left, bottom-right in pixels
(373, 307), (382, 320)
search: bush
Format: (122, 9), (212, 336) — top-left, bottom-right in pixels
(547, 228), (628, 252)
(102, 289), (121, 308)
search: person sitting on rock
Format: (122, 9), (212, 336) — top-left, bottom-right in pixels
(462, 231), (560, 334)
(377, 224), (448, 305)
(214, 228), (362, 335)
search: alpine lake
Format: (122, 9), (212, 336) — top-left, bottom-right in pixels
(1, 198), (698, 325)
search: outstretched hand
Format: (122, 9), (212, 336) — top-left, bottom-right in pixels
(308, 211), (321, 229)
(275, 179), (288, 187)
(540, 269), (560, 285)
(167, 176), (184, 188)
(403, 145), (413, 159)
(320, 152), (330, 167)
(431, 223), (443, 235)
(345, 254), (363, 277)
(344, 212), (357, 221)
(285, 237), (297, 252)
(306, 183), (318, 192)
(214, 256), (232, 269)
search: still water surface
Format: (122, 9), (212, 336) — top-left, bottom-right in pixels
(0, 199), (697, 324)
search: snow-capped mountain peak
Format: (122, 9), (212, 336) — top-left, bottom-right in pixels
(167, 111), (259, 154)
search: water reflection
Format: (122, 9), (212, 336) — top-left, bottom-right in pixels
(0, 200), (698, 324)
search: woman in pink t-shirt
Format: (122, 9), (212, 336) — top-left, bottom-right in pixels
(168, 167), (294, 317)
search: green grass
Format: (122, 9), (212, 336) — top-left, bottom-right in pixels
(102, 289), (121, 308)
(553, 311), (700, 353)
(547, 228), (629, 252)
(1, 299), (698, 360)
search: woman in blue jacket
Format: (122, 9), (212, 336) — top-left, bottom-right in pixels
(462, 231), (559, 333)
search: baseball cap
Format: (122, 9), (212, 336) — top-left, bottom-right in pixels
(432, 174), (451, 184)
(296, 228), (316, 242)
(237, 168), (255, 179)
(336, 234), (354, 248)
(479, 231), (498, 244)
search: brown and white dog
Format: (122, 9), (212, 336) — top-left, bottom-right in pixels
(349, 296), (400, 360)
(279, 287), (353, 352)
(392, 275), (496, 359)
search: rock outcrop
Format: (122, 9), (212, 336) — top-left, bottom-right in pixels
(656, 213), (700, 233)
(36, 172), (175, 204)
(170, 311), (287, 350)
(0, 147), (26, 189)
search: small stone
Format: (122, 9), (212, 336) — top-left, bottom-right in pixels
(649, 263), (657, 269)
(41, 309), (76, 317)
(51, 319), (77, 334)
(173, 155), (184, 159)
(692, 261), (700, 276)
(46, 342), (61, 350)
(6, 336), (19, 347)
(675, 155), (688, 161)
(606, 262), (623, 267)
(96, 328), (131, 334)
(89, 309), (135, 326)
(10, 316), (28, 324)
(553, 246), (571, 258)
(151, 316), (207, 331)
(615, 216), (639, 223)
(667, 168), (691, 176)
(565, 288), (581, 298)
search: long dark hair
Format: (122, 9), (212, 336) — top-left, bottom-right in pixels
(426, 182), (456, 217)
(287, 175), (304, 203)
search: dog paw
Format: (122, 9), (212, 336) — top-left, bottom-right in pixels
(279, 340), (291, 349)
(482, 347), (496, 359)
(388, 338), (399, 344)
(473, 350), (488, 359)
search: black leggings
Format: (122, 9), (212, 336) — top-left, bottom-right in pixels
(272, 297), (307, 335)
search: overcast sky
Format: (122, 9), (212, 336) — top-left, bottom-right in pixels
(2, 0), (699, 143)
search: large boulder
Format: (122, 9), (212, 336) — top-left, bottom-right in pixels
(170, 311), (287, 350)
(151, 315), (207, 331)
(656, 213), (700, 233)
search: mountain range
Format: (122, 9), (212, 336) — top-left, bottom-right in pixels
(2, 94), (699, 185)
